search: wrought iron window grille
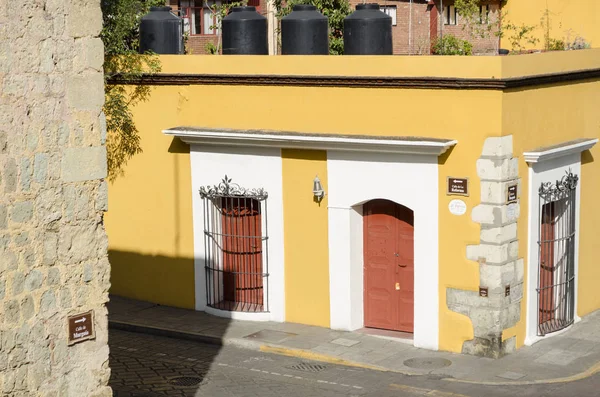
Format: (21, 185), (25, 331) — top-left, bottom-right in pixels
(536, 170), (577, 336)
(200, 176), (269, 313)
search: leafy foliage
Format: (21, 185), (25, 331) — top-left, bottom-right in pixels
(101, 0), (164, 181)
(274, 0), (351, 55)
(501, 20), (539, 53)
(432, 34), (473, 55)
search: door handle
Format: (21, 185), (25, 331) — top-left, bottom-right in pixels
(398, 263), (407, 267)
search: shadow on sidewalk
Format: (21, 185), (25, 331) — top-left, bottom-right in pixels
(107, 249), (234, 395)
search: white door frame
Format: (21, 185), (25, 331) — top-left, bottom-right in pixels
(327, 151), (440, 350)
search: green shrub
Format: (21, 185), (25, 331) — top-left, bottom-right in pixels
(432, 35), (473, 55)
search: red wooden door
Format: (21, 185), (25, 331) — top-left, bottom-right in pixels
(539, 202), (555, 326)
(363, 199), (414, 333)
(221, 198), (263, 309)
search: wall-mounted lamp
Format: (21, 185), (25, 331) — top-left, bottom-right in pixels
(313, 175), (325, 202)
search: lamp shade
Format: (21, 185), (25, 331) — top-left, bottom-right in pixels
(313, 175), (324, 198)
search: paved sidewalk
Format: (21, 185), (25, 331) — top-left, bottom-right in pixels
(107, 295), (600, 385)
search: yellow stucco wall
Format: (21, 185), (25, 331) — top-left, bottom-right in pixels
(503, 0), (600, 51)
(107, 51), (600, 352)
(501, 77), (600, 347)
(282, 150), (331, 327)
(105, 87), (195, 309)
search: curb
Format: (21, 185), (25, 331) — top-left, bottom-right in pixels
(109, 320), (600, 386)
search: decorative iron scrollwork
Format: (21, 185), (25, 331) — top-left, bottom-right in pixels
(199, 175), (268, 200)
(539, 170), (578, 200)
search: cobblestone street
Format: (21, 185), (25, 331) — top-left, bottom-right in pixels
(109, 329), (600, 397)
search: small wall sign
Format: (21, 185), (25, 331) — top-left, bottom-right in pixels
(448, 199), (467, 216)
(447, 177), (469, 196)
(479, 287), (488, 298)
(507, 184), (518, 203)
(505, 285), (511, 297)
(68, 310), (95, 346)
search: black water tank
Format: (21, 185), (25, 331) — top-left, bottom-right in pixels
(222, 6), (268, 55)
(139, 7), (183, 54)
(343, 3), (392, 55)
(281, 5), (328, 55)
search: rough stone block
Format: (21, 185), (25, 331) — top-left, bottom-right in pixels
(508, 241), (519, 260)
(480, 180), (520, 205)
(73, 37), (104, 73)
(13, 232), (30, 247)
(99, 112), (107, 145)
(24, 270), (43, 291)
(20, 295), (34, 320)
(476, 157), (519, 181)
(0, 205), (6, 229)
(510, 282), (524, 303)
(481, 135), (513, 158)
(480, 223), (517, 245)
(515, 259), (524, 283)
(19, 158), (32, 191)
(40, 291), (57, 318)
(67, 2), (103, 38)
(10, 201), (33, 223)
(33, 153), (49, 184)
(4, 300), (20, 324)
(47, 267), (61, 286)
(504, 303), (521, 329)
(480, 262), (515, 290)
(96, 181), (108, 212)
(0, 131), (7, 153)
(66, 74), (104, 111)
(12, 273), (24, 296)
(473, 203), (520, 226)
(3, 158), (17, 193)
(43, 233), (58, 265)
(470, 308), (503, 335)
(467, 243), (510, 264)
(61, 146), (107, 182)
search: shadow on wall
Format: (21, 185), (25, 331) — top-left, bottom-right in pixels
(108, 249), (195, 310)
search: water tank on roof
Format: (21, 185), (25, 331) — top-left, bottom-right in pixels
(222, 6), (268, 55)
(281, 5), (328, 55)
(139, 6), (183, 55)
(343, 3), (392, 55)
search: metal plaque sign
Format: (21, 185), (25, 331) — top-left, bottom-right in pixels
(68, 310), (95, 346)
(479, 287), (488, 298)
(447, 177), (469, 196)
(507, 184), (518, 203)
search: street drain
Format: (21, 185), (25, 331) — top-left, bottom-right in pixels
(288, 362), (328, 373)
(169, 376), (202, 387)
(403, 358), (452, 370)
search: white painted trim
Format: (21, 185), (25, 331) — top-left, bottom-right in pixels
(164, 128), (457, 156)
(523, 139), (597, 164)
(524, 153), (581, 346)
(190, 145), (285, 323)
(327, 151), (439, 351)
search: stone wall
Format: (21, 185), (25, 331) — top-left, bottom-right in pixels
(447, 136), (523, 358)
(0, 0), (111, 395)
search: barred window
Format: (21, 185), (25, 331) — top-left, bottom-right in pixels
(200, 176), (269, 313)
(537, 171), (577, 336)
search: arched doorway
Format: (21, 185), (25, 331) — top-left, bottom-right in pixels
(363, 199), (414, 333)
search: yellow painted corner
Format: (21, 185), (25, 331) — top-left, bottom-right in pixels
(282, 149), (330, 328)
(105, 87), (195, 309)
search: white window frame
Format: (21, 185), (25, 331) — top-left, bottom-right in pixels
(444, 5), (457, 26)
(380, 5), (397, 26)
(479, 4), (490, 24)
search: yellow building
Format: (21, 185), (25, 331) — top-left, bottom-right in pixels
(106, 50), (600, 357)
